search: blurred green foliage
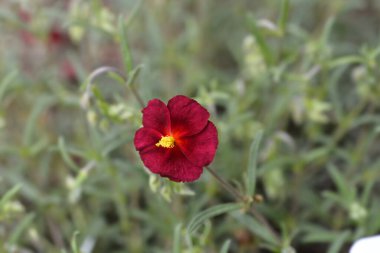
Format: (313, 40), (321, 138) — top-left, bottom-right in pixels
(1, 0), (380, 252)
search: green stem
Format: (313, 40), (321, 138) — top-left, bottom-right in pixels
(84, 66), (145, 109)
(205, 166), (244, 201)
(129, 84), (145, 108)
(205, 166), (280, 244)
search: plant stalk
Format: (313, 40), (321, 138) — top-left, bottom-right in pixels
(205, 166), (280, 244)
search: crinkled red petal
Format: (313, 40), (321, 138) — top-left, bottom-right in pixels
(142, 99), (171, 135)
(134, 127), (162, 151)
(177, 121), (218, 167)
(167, 95), (209, 137)
(138, 146), (203, 182)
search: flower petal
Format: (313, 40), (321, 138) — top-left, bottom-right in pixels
(138, 146), (203, 182)
(177, 121), (218, 167)
(134, 127), (162, 151)
(142, 99), (171, 135)
(167, 95), (209, 137)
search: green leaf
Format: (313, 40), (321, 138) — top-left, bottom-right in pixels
(277, 0), (290, 35)
(328, 66), (347, 121)
(327, 164), (354, 200)
(361, 179), (375, 206)
(232, 213), (279, 246)
(173, 224), (182, 253)
(58, 136), (79, 170)
(220, 239), (232, 253)
(328, 56), (362, 68)
(301, 224), (339, 243)
(187, 203), (243, 234)
(246, 14), (274, 66)
(303, 147), (329, 164)
(124, 0), (143, 28)
(118, 16), (133, 73)
(246, 130), (264, 197)
(0, 70), (17, 103)
(125, 65), (144, 106)
(282, 246), (296, 253)
(9, 213), (35, 245)
(0, 185), (21, 210)
(327, 230), (350, 253)
(71, 231), (81, 253)
(22, 96), (55, 146)
(126, 64), (143, 89)
(319, 17), (335, 49)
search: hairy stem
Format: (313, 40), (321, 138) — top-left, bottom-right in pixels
(205, 166), (244, 201)
(130, 85), (145, 108)
(83, 66), (145, 109)
(205, 166), (280, 244)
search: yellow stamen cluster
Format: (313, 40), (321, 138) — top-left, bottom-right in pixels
(155, 136), (175, 148)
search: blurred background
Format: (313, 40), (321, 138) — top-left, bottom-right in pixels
(1, 0), (380, 252)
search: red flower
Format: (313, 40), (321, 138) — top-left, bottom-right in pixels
(60, 60), (78, 84)
(47, 26), (70, 47)
(134, 95), (218, 182)
(18, 9), (36, 46)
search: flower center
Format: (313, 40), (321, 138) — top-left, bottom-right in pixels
(155, 136), (175, 148)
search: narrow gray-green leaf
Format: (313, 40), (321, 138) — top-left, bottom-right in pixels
(71, 231), (81, 253)
(328, 56), (362, 68)
(302, 225), (339, 243)
(246, 14), (274, 66)
(220, 239), (232, 253)
(173, 223), (182, 253)
(0, 185), (21, 210)
(232, 213), (279, 246)
(278, 0), (290, 34)
(126, 64), (143, 89)
(187, 203), (243, 234)
(125, 0), (143, 28)
(281, 246), (296, 253)
(0, 70), (17, 102)
(246, 130), (264, 197)
(126, 65), (144, 106)
(23, 96), (54, 146)
(361, 179), (375, 206)
(320, 17), (335, 49)
(327, 230), (350, 253)
(328, 66), (347, 121)
(9, 213), (35, 245)
(58, 136), (79, 170)
(118, 16), (133, 73)
(327, 164), (353, 200)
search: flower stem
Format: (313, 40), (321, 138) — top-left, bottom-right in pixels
(248, 206), (280, 243)
(83, 66), (145, 109)
(205, 166), (280, 244)
(129, 85), (145, 108)
(205, 166), (245, 202)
